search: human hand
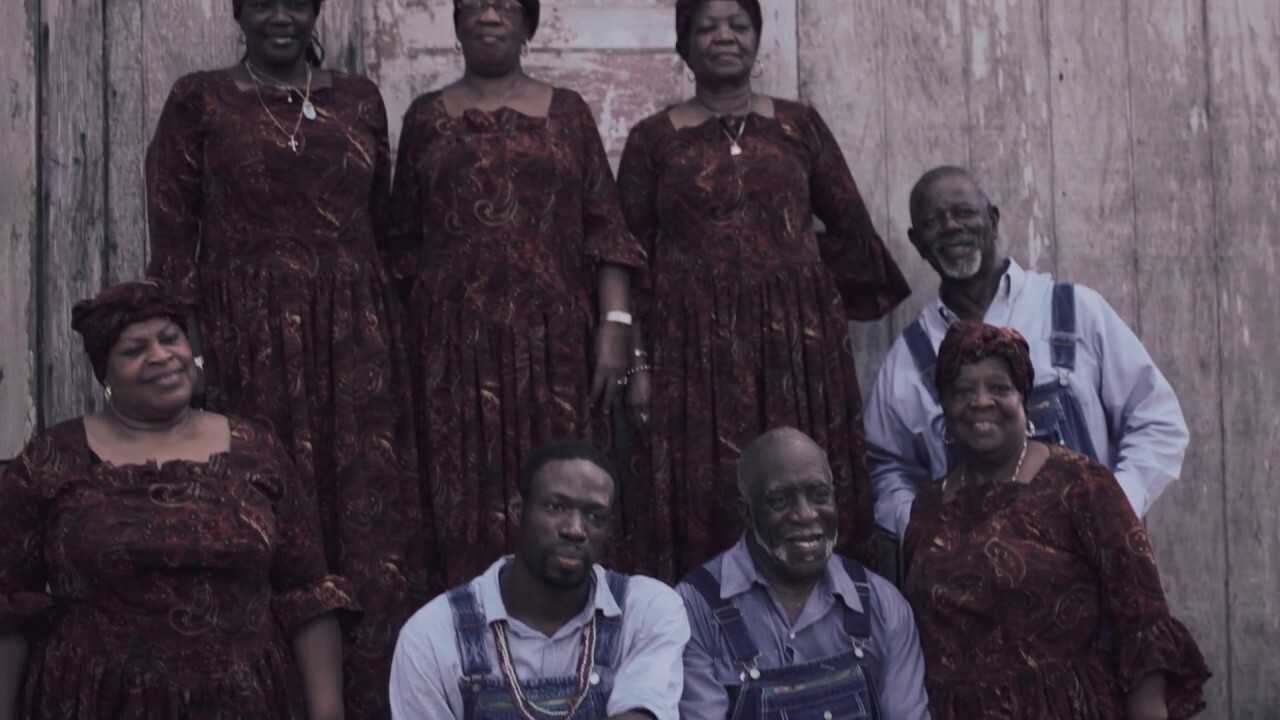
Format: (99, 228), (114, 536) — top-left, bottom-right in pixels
(591, 321), (630, 409)
(1125, 673), (1168, 720)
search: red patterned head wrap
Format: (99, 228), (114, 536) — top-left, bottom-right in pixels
(935, 320), (1035, 400)
(71, 282), (194, 384)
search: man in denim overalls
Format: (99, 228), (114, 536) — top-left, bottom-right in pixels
(389, 440), (690, 719)
(864, 167), (1189, 567)
(678, 428), (931, 719)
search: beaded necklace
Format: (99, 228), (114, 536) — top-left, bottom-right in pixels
(491, 613), (598, 720)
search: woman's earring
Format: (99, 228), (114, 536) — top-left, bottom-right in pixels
(104, 385), (114, 404)
(750, 59), (765, 79)
(521, 41), (531, 58)
(1026, 419), (1037, 437)
(193, 356), (205, 371)
(455, 41), (463, 55)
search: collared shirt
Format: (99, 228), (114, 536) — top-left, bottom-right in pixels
(389, 557), (689, 720)
(864, 259), (1189, 538)
(677, 537), (930, 720)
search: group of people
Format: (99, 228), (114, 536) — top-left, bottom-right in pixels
(0, 0), (1212, 718)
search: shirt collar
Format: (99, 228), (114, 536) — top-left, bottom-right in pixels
(475, 556), (624, 630)
(936, 257), (1024, 325)
(719, 536), (865, 615)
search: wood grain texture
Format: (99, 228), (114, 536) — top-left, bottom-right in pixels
(105, 0), (148, 285)
(1207, 1), (1280, 716)
(318, 0), (364, 73)
(1045, 0), (1136, 317)
(796, 0), (895, 396)
(41, 0), (108, 426)
(964, 0), (1054, 274)
(1125, 1), (1228, 713)
(0, 0), (39, 455)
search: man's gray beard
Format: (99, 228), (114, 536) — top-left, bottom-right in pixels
(752, 525), (838, 568)
(935, 249), (982, 280)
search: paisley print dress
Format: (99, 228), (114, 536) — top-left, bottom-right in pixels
(384, 87), (646, 590)
(0, 417), (357, 719)
(903, 445), (1210, 719)
(145, 69), (424, 720)
(615, 101), (910, 580)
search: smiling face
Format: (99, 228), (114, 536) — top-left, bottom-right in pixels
(941, 356), (1028, 460)
(684, 1), (760, 85)
(455, 0), (529, 78)
(237, 0), (318, 72)
(909, 173), (1000, 282)
(515, 459), (615, 590)
(739, 436), (838, 583)
(104, 317), (197, 422)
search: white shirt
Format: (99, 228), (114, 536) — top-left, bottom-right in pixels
(864, 259), (1189, 538)
(389, 557), (690, 719)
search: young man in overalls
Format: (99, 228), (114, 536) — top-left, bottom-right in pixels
(865, 166), (1189, 558)
(678, 428), (930, 720)
(389, 440), (690, 719)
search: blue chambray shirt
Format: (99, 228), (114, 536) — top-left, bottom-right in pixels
(389, 557), (690, 720)
(865, 259), (1189, 539)
(677, 537), (930, 720)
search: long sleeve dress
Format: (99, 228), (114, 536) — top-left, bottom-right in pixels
(0, 417), (358, 720)
(384, 87), (647, 590)
(145, 69), (425, 720)
(615, 101), (910, 580)
(903, 445), (1210, 719)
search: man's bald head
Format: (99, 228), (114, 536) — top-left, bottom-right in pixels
(736, 427), (831, 500)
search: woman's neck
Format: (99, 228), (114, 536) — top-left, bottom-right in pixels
(963, 439), (1028, 486)
(461, 67), (526, 99)
(106, 403), (196, 438)
(694, 80), (754, 115)
(245, 55), (310, 86)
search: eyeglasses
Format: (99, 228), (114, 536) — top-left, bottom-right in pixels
(456, 0), (524, 14)
(918, 204), (985, 234)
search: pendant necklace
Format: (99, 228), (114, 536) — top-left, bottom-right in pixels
(943, 439), (1028, 494)
(244, 61), (315, 153)
(696, 93), (753, 157)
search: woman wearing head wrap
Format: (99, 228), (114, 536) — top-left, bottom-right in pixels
(384, 0), (649, 589)
(902, 320), (1209, 719)
(0, 282), (357, 720)
(144, 3), (423, 717)
(614, 0), (910, 579)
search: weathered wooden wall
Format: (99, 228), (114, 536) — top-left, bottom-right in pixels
(3, 1), (1277, 715)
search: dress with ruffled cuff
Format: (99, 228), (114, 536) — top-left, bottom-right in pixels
(904, 445), (1209, 719)
(0, 416), (359, 719)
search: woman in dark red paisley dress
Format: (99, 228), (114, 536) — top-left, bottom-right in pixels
(903, 321), (1209, 719)
(0, 282), (356, 720)
(615, 0), (910, 580)
(144, 2), (422, 717)
(385, 0), (649, 589)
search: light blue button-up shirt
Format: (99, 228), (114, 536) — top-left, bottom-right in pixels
(389, 557), (690, 720)
(864, 259), (1189, 538)
(677, 537), (930, 720)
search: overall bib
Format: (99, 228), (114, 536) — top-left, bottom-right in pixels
(684, 558), (882, 720)
(905, 282), (1101, 471)
(446, 572), (629, 720)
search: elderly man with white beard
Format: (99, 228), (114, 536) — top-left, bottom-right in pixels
(676, 428), (930, 720)
(864, 166), (1189, 552)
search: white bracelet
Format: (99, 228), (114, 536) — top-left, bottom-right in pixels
(604, 310), (633, 326)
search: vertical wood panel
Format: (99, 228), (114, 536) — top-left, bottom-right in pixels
(1045, 0), (1136, 315)
(319, 0), (365, 74)
(796, 0), (894, 393)
(41, 0), (107, 425)
(881, 0), (970, 329)
(106, 0), (148, 285)
(1125, 0), (1228, 712)
(1208, 1), (1280, 715)
(142, 1), (239, 141)
(0, 0), (39, 454)
(965, 0), (1055, 274)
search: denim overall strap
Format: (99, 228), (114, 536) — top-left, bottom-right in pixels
(449, 584), (493, 677)
(1050, 283), (1077, 371)
(683, 567), (761, 670)
(837, 559), (874, 644)
(593, 571), (630, 670)
(903, 319), (940, 405)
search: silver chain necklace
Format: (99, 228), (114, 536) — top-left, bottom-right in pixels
(243, 61), (315, 153)
(695, 93), (753, 156)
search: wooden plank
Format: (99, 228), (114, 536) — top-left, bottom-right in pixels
(796, 0), (894, 394)
(964, 0), (1055, 273)
(0, 0), (39, 454)
(878, 0), (971, 329)
(1125, 3), (1228, 713)
(141, 2), (239, 139)
(105, 0), (148, 284)
(318, 0), (364, 73)
(1207, 1), (1280, 716)
(1045, 0), (1136, 316)
(41, 0), (108, 425)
